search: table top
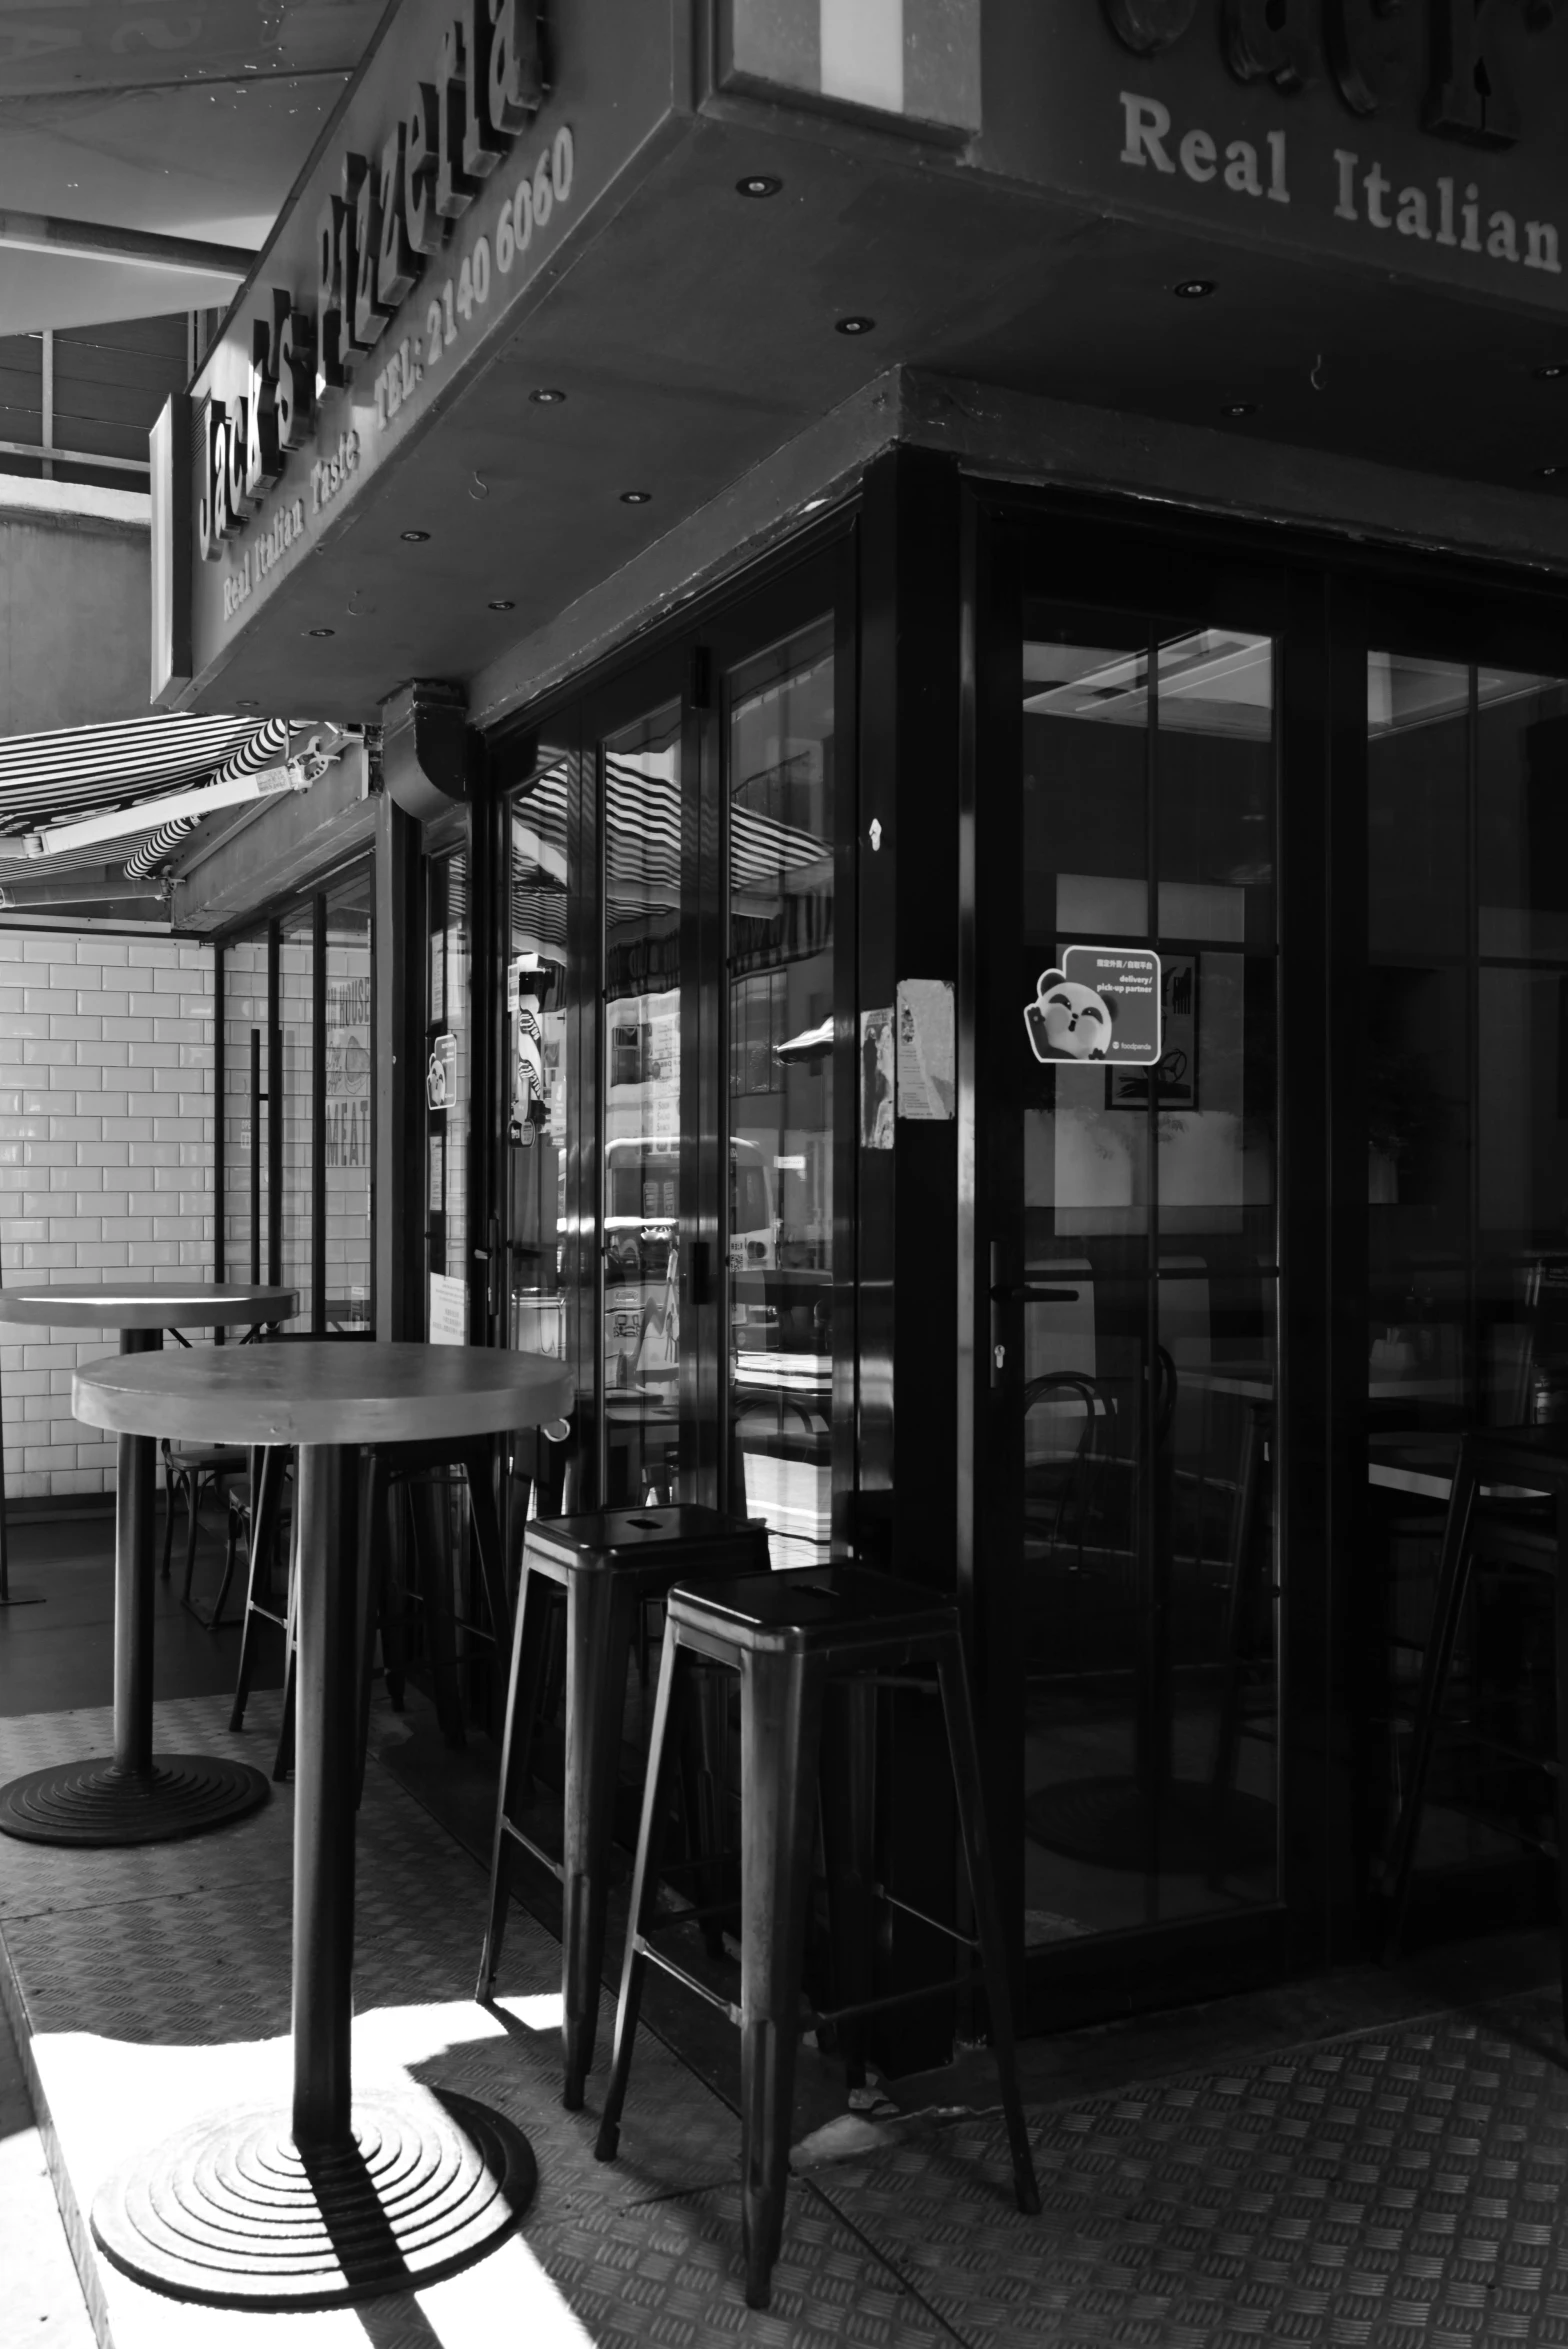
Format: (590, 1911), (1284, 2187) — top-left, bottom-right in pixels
(71, 1340), (575, 1446)
(0, 1279), (298, 1331)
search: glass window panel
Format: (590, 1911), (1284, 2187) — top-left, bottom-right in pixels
(323, 868), (372, 1333)
(222, 931), (267, 1288)
(1477, 670), (1568, 960)
(727, 619), (835, 1568)
(1020, 608), (1278, 1944)
(1368, 654), (1468, 958)
(426, 852), (470, 1337)
(277, 903), (313, 1332)
(507, 746), (572, 1360)
(602, 703), (682, 1505)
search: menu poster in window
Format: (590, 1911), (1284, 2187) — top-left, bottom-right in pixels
(428, 1272), (466, 1346)
(325, 970), (370, 1167)
(896, 977), (956, 1121)
(860, 1007), (894, 1149)
(1108, 956), (1198, 1111)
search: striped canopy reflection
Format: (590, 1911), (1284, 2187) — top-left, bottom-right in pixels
(509, 749), (830, 957)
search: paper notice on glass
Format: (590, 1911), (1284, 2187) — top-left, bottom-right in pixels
(860, 1007), (894, 1150)
(896, 978), (955, 1121)
(428, 1271), (467, 1347)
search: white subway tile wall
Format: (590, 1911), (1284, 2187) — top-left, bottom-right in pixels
(0, 931), (216, 1498)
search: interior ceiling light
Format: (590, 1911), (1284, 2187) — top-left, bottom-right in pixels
(529, 387), (565, 404)
(1537, 364), (1568, 381)
(1174, 279), (1215, 298)
(737, 174), (781, 198)
(400, 529), (430, 542)
(1539, 464), (1564, 479)
(17, 731), (354, 860)
(235, 698), (258, 709)
(835, 315), (875, 335)
(307, 626), (335, 637)
(620, 490), (651, 505)
(488, 599), (515, 611)
(1222, 402), (1256, 417)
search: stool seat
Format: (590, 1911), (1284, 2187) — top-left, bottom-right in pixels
(668, 1563), (955, 1654)
(527, 1504), (770, 1576)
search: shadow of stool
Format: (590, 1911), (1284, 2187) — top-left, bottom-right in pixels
(477, 1503), (770, 2110)
(594, 1562), (1040, 2311)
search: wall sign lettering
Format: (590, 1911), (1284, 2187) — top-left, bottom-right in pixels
(199, 0), (552, 570)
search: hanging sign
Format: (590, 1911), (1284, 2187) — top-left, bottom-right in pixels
(1025, 945), (1163, 1066)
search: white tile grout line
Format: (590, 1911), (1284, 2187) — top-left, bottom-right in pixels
(0, 1917), (115, 2349)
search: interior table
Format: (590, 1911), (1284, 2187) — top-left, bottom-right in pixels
(0, 1280), (296, 1845)
(72, 1339), (573, 2310)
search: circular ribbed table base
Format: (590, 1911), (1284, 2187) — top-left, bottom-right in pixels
(91, 2091), (537, 2309)
(0, 1756), (269, 1846)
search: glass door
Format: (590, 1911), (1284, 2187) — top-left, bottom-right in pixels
(984, 571), (1283, 2004)
(600, 698), (687, 1505)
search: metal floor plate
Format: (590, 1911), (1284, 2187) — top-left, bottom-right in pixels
(5, 1692), (1568, 2347)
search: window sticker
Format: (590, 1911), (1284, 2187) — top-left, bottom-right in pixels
(1024, 945), (1162, 1066)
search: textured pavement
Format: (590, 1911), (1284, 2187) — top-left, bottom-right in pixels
(4, 1691), (1568, 2346)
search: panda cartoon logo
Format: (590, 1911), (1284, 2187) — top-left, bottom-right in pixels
(1024, 970), (1114, 1063)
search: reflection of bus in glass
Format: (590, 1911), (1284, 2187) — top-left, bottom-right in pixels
(602, 1137), (775, 1389)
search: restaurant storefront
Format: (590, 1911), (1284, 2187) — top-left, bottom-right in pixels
(153, 0), (1568, 2041)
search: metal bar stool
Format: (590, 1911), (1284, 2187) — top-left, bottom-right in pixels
(160, 1438), (247, 1621)
(477, 1503), (770, 2109)
(595, 1562), (1040, 2310)
(1381, 1425), (1568, 2023)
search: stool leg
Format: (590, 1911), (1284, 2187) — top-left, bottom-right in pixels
(203, 1476), (243, 1630)
(1381, 1440), (1480, 1964)
(273, 1498), (301, 1781)
(230, 1445), (284, 1732)
(476, 1557), (551, 1999)
(562, 1571), (638, 2109)
(737, 1645), (827, 2310)
(596, 1623), (686, 2164)
(179, 1467), (204, 1606)
(819, 1676), (877, 2092)
(1555, 1480), (1568, 2040)
(160, 1447), (176, 1581)
(935, 1633), (1040, 2218)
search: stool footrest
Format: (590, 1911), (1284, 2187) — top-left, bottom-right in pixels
(810, 1967), (986, 2036)
(634, 1938), (742, 2025)
(499, 1816), (565, 1883)
(873, 1883), (980, 1953)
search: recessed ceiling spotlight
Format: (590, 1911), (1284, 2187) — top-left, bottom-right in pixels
(737, 174), (782, 199)
(835, 315), (875, 336)
(1536, 363), (1568, 382)
(620, 489), (651, 505)
(235, 697), (259, 709)
(1221, 402), (1256, 418)
(306, 626), (335, 638)
(529, 387), (566, 405)
(488, 599), (515, 611)
(1539, 464), (1564, 480)
(400, 528), (430, 542)
(1174, 279), (1215, 299)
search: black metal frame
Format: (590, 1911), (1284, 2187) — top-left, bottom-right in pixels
(213, 858), (375, 1338)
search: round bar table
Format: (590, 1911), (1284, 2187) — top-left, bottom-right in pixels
(0, 1280), (297, 1846)
(73, 1340), (573, 2310)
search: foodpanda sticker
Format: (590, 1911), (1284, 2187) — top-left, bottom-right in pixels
(1024, 945), (1162, 1066)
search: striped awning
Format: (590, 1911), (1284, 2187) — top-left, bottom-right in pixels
(0, 710), (288, 881)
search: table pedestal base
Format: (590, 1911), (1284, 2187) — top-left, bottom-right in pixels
(0, 1755), (269, 1846)
(90, 2089), (537, 2310)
